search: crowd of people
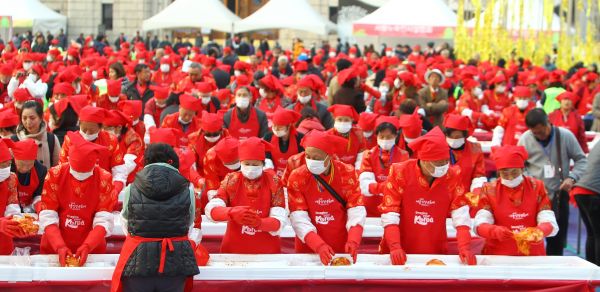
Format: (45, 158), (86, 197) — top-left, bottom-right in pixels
(0, 30), (599, 289)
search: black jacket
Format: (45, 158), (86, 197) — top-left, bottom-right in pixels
(124, 80), (155, 109)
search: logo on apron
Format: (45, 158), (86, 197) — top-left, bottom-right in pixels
(64, 215), (85, 229)
(241, 225), (257, 236)
(508, 212), (529, 220)
(315, 211), (335, 225)
(415, 198), (436, 207)
(68, 203), (87, 211)
(315, 198), (334, 206)
(413, 211), (434, 226)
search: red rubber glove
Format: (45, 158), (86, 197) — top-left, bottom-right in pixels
(257, 217), (280, 232)
(44, 224), (70, 266)
(537, 222), (554, 238)
(76, 226), (107, 266)
(384, 225), (406, 265)
(476, 224), (513, 241)
(194, 243), (210, 266)
(305, 232), (335, 265)
(57, 247), (72, 267)
(0, 217), (25, 238)
(229, 207), (259, 226)
(113, 181), (124, 198)
(345, 225), (363, 263)
(456, 226), (477, 265)
(368, 183), (381, 196)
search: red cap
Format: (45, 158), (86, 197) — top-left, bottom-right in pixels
(79, 106), (106, 123)
(556, 91), (578, 103)
(149, 127), (183, 147)
(408, 127), (449, 161)
(234, 61), (250, 71)
(297, 75), (320, 91)
(53, 82), (75, 96)
(67, 131), (108, 172)
(150, 85), (169, 100)
(3, 138), (37, 160)
(239, 137), (271, 161)
(293, 61), (308, 72)
(398, 108), (423, 139)
(337, 67), (357, 85)
(358, 112), (379, 131)
(491, 145), (528, 169)
(0, 64), (13, 75)
(512, 86), (531, 98)
(107, 79), (122, 96)
(443, 114), (472, 135)
(103, 110), (131, 127)
(327, 104), (359, 121)
(397, 71), (416, 87)
(214, 136), (239, 163)
(490, 74), (506, 85)
(548, 71), (562, 83)
(462, 79), (479, 91)
(259, 75), (284, 93)
(301, 130), (348, 156)
(201, 112), (223, 132)
(13, 88), (33, 102)
(179, 94), (201, 111)
(0, 139), (11, 162)
(375, 115), (400, 130)
(0, 108), (20, 128)
(117, 100), (142, 121)
(67, 95), (90, 115)
(195, 82), (216, 94)
(272, 107), (301, 126)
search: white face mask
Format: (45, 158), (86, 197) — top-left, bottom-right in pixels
(259, 88), (267, 98)
(378, 138), (395, 151)
(298, 94), (312, 104)
(501, 174), (524, 188)
(385, 51), (394, 57)
(328, 52), (336, 58)
(404, 137), (415, 144)
(178, 117), (191, 125)
(74, 83), (81, 94)
(273, 128), (288, 137)
(473, 76), (480, 82)
(67, 55), (74, 61)
(516, 99), (529, 110)
(473, 87), (483, 99)
(23, 62), (33, 71)
(156, 101), (167, 108)
(428, 162), (449, 178)
(241, 164), (263, 180)
(109, 96), (120, 103)
(201, 96), (211, 105)
(394, 78), (401, 89)
(349, 54), (356, 59)
(306, 158), (327, 175)
(379, 86), (389, 94)
(69, 167), (93, 181)
(27, 74), (38, 82)
(363, 131), (373, 138)
(496, 85), (506, 93)
(445, 72), (454, 77)
(236, 97), (250, 109)
(138, 60), (145, 64)
(334, 121), (352, 134)
(446, 137), (465, 149)
(224, 161), (241, 170)
(46, 55), (53, 62)
(204, 134), (221, 143)
(92, 70), (98, 80)
(0, 166), (11, 182)
(80, 130), (98, 141)
(160, 64), (170, 73)
(234, 70), (242, 77)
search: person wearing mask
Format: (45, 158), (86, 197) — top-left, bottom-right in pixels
(103, 110), (144, 186)
(326, 104), (366, 168)
(124, 64), (154, 106)
(287, 75), (333, 129)
(176, 63), (212, 93)
(358, 116), (409, 217)
(150, 57), (174, 87)
(143, 85), (170, 141)
(483, 74), (511, 113)
(0, 139), (24, 255)
(59, 106), (128, 196)
(492, 86), (537, 146)
(379, 127), (476, 266)
(288, 131), (366, 265)
(417, 69), (449, 127)
(202, 137), (240, 213)
(205, 137), (288, 253)
(7, 59), (48, 100)
(518, 108), (587, 255)
(96, 79), (126, 111)
(223, 86), (268, 140)
(194, 82), (221, 114)
(548, 92), (589, 153)
(4, 139), (46, 214)
(256, 75), (289, 118)
(14, 100), (61, 169)
(397, 107), (424, 156)
(473, 145), (558, 256)
(357, 112), (378, 150)
(264, 107), (304, 178)
(161, 94), (202, 146)
(188, 113), (228, 174)
(39, 132), (115, 266)
(112, 143), (201, 292)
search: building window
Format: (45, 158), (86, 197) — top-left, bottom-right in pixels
(102, 3), (113, 30)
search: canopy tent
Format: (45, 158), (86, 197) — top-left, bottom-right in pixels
(142, 0), (241, 32)
(0, 0), (66, 34)
(466, 0), (561, 32)
(352, 0), (457, 39)
(234, 0), (336, 36)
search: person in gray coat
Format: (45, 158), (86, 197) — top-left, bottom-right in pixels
(518, 108), (587, 256)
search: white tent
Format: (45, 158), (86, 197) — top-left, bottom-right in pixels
(0, 0), (66, 34)
(234, 0), (336, 36)
(352, 0), (457, 39)
(142, 0), (241, 32)
(466, 0), (561, 32)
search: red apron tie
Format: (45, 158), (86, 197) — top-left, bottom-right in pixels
(158, 238), (176, 273)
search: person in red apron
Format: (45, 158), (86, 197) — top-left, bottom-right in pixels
(205, 137), (287, 253)
(287, 75), (334, 129)
(188, 112), (228, 174)
(195, 82), (220, 114)
(380, 127), (476, 265)
(397, 107), (423, 157)
(103, 110), (144, 186)
(118, 100), (146, 143)
(202, 136), (240, 214)
(161, 94), (202, 146)
(288, 131), (366, 264)
(4, 138), (46, 213)
(357, 112), (378, 150)
(59, 106), (127, 195)
(143, 85), (169, 141)
(224, 86), (269, 140)
(359, 116), (410, 217)
(370, 78), (394, 116)
(548, 92), (589, 153)
(96, 79), (126, 111)
(0, 107), (20, 139)
(39, 132), (116, 266)
(474, 145), (558, 256)
(257, 75), (289, 120)
(151, 57), (175, 87)
(326, 104), (366, 169)
(443, 114), (487, 194)
(492, 86), (536, 146)
(264, 107), (303, 178)
(0, 139), (24, 255)
(483, 74), (512, 113)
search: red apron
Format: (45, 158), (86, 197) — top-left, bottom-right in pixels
(229, 108), (260, 140)
(0, 178), (13, 255)
(220, 175), (281, 254)
(503, 107), (529, 146)
(483, 179), (545, 256)
(364, 147), (408, 217)
(111, 235), (193, 292)
(328, 128), (362, 166)
(399, 174), (452, 254)
(550, 111), (580, 139)
(270, 133), (299, 178)
(95, 133), (114, 172)
(373, 99), (393, 116)
(40, 168), (104, 254)
(17, 167), (39, 209)
(293, 99), (317, 114)
(295, 174), (348, 253)
(450, 143), (474, 192)
(258, 97), (282, 116)
(487, 92), (511, 112)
